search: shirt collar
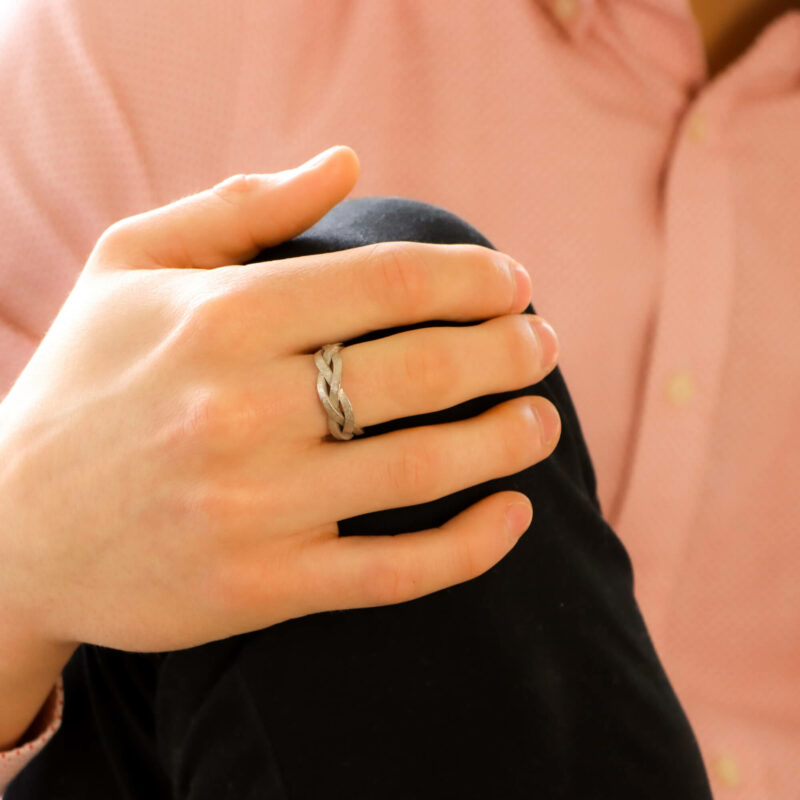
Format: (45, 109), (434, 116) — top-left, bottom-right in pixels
(537, 0), (696, 44)
(536, 1), (800, 80)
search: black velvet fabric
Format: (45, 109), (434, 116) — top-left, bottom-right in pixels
(7, 197), (712, 799)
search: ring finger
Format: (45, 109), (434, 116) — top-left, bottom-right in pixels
(283, 311), (559, 441)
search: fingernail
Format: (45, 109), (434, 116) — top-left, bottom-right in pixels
(528, 315), (559, 371)
(511, 262), (532, 310)
(532, 401), (561, 448)
(505, 500), (533, 543)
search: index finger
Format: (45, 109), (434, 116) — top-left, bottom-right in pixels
(213, 241), (532, 354)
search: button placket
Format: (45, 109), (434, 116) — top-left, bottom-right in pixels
(552, 0), (578, 26)
(613, 97), (736, 642)
(542, 0), (595, 41)
(712, 752), (743, 790)
(686, 110), (710, 144)
(665, 370), (695, 407)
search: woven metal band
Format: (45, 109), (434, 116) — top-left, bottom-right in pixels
(314, 342), (365, 441)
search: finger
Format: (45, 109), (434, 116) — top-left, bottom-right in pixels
(274, 395), (560, 532)
(275, 312), (559, 440)
(89, 145), (360, 271)
(290, 490), (534, 616)
(211, 240), (533, 354)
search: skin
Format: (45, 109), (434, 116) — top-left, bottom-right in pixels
(0, 146), (561, 749)
(3, 0), (798, 756)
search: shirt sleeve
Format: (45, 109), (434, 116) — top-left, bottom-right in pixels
(0, 676), (64, 797)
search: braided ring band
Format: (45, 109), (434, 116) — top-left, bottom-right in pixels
(314, 342), (365, 441)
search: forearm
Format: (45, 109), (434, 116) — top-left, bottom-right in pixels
(0, 631), (75, 749)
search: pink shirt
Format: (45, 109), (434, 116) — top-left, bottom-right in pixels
(1, 0), (799, 796)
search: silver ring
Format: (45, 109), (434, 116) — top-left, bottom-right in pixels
(314, 342), (365, 441)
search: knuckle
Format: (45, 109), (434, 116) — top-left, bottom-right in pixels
(468, 244), (515, 307)
(177, 290), (245, 356)
(199, 536), (289, 619)
(189, 290), (237, 328)
(507, 316), (541, 383)
(369, 242), (429, 310)
(453, 539), (482, 581)
(218, 387), (260, 442)
(402, 339), (455, 400)
(386, 440), (439, 499)
(209, 176), (261, 254)
(204, 556), (259, 612)
(181, 386), (253, 447)
(98, 219), (127, 245)
(182, 389), (225, 442)
(456, 240), (505, 271)
(211, 173), (252, 204)
(360, 554), (407, 606)
(500, 399), (543, 469)
(183, 480), (233, 533)
(466, 242), (502, 269)
(95, 218), (139, 255)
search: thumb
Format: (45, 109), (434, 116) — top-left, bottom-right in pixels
(91, 145), (360, 271)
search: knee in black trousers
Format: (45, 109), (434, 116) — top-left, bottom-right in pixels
(7, 197), (712, 800)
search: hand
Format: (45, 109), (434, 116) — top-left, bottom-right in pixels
(0, 145), (560, 660)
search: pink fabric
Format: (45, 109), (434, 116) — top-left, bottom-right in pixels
(0, 677), (62, 792)
(1, 0), (799, 795)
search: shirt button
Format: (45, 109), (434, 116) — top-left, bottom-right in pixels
(551, 0), (579, 26)
(712, 752), (742, 789)
(665, 370), (695, 407)
(687, 111), (709, 144)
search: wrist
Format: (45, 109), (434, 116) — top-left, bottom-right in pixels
(0, 625), (77, 750)
(0, 401), (77, 749)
